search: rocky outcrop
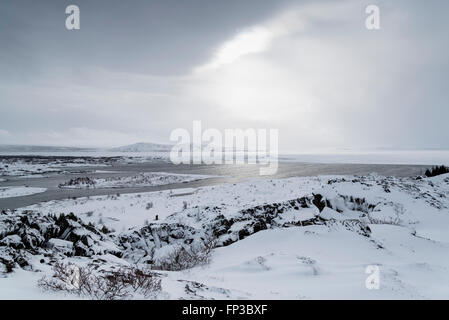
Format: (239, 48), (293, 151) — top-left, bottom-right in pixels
(58, 177), (96, 188)
(0, 210), (119, 273)
(117, 223), (200, 264)
(116, 193), (372, 264)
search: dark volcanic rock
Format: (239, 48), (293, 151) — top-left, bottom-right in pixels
(0, 210), (118, 273)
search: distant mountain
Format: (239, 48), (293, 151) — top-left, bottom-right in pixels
(109, 142), (173, 152)
(0, 145), (94, 152)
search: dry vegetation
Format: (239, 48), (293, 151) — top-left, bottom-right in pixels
(152, 233), (217, 271)
(38, 262), (162, 300)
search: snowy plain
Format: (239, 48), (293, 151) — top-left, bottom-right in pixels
(0, 186), (47, 199)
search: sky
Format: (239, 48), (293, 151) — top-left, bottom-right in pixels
(0, 0), (448, 152)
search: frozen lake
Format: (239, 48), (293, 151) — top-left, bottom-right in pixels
(0, 159), (430, 209)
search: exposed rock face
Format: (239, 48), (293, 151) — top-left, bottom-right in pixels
(116, 193), (373, 264)
(0, 210), (119, 273)
(117, 223), (200, 264)
(208, 195), (326, 246)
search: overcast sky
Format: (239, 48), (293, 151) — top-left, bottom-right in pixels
(0, 0), (448, 152)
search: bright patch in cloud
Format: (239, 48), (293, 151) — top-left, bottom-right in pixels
(201, 27), (273, 70)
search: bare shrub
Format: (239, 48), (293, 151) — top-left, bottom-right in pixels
(153, 233), (216, 271)
(112, 266), (162, 297)
(368, 216), (401, 226)
(38, 262), (162, 300)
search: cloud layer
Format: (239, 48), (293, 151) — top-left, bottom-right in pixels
(0, 0), (448, 151)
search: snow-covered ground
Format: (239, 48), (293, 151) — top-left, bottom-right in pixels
(29, 176), (320, 230)
(0, 157), (112, 177)
(1, 173), (449, 299)
(58, 172), (217, 190)
(0, 186), (47, 199)
(0, 155), (174, 178)
(0, 160), (63, 176)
